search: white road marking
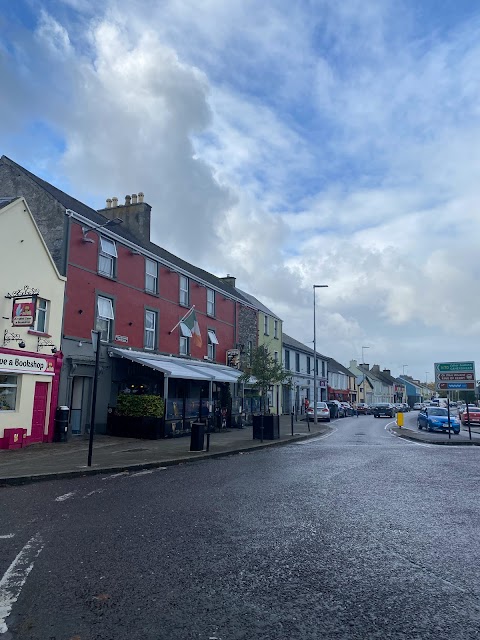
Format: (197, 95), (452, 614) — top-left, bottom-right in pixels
(83, 489), (106, 498)
(385, 423), (435, 447)
(0, 533), (44, 634)
(294, 427), (338, 444)
(54, 492), (76, 502)
(102, 471), (130, 480)
(129, 469), (155, 477)
(0, 535), (15, 540)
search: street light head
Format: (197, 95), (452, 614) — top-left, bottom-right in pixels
(313, 284), (328, 288)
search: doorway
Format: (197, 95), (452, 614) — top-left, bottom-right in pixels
(31, 381), (49, 443)
(70, 376), (91, 435)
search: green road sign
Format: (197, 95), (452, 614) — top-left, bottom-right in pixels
(435, 362), (475, 373)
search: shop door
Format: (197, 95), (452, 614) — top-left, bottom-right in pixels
(31, 381), (49, 443)
(70, 377), (90, 435)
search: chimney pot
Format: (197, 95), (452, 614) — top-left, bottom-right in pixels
(138, 192), (144, 203)
(112, 197), (118, 208)
(125, 195), (131, 206)
(132, 193), (138, 204)
(106, 198), (112, 209)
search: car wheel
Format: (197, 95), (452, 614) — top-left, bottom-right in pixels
(418, 422), (422, 430)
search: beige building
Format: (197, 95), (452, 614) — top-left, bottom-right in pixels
(0, 197), (65, 449)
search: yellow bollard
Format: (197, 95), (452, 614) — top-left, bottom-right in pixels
(397, 411), (404, 427)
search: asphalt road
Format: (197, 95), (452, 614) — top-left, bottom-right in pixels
(2, 414), (480, 639)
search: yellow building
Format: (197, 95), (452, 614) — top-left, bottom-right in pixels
(0, 197), (66, 449)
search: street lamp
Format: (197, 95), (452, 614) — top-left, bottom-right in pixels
(313, 285), (328, 423)
(425, 372), (429, 401)
(361, 346), (370, 403)
(87, 330), (101, 467)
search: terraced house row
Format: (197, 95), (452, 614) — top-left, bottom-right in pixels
(0, 156), (398, 449)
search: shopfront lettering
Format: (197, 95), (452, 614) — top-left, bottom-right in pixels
(0, 353), (53, 375)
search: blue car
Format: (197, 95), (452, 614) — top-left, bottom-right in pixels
(417, 407), (460, 434)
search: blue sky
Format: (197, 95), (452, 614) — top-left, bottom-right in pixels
(2, 0), (480, 381)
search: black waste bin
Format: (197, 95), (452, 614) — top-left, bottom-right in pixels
(54, 406), (69, 442)
(190, 422), (205, 451)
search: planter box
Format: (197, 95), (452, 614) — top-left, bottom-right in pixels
(107, 414), (165, 439)
(252, 414), (280, 440)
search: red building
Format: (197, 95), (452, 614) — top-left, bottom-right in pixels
(61, 197), (257, 437)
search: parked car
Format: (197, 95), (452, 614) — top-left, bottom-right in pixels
(371, 403), (396, 418)
(306, 402), (331, 422)
(458, 404), (477, 417)
(395, 403), (405, 412)
(461, 406), (480, 425)
(402, 403), (410, 412)
(412, 403), (422, 410)
(326, 401), (345, 418)
(356, 403), (370, 415)
(340, 402), (354, 416)
(417, 406), (460, 434)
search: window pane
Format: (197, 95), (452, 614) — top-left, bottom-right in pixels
(145, 311), (155, 329)
(99, 254), (113, 276)
(146, 274), (157, 293)
(208, 342), (214, 359)
(100, 237), (117, 257)
(180, 336), (188, 355)
(0, 384), (16, 410)
(146, 259), (157, 276)
(97, 297), (114, 319)
(96, 317), (110, 342)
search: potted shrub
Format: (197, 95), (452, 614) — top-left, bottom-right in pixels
(108, 394), (165, 439)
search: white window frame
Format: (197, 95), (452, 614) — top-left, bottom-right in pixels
(0, 374), (18, 411)
(144, 309), (157, 350)
(96, 296), (114, 342)
(264, 315), (269, 335)
(274, 319), (278, 339)
(207, 288), (215, 316)
(179, 275), (189, 306)
(207, 329), (218, 360)
(145, 259), (158, 294)
(295, 352), (300, 372)
(98, 237), (117, 278)
(34, 298), (49, 333)
(180, 336), (189, 355)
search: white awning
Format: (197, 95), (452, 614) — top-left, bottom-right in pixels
(109, 348), (246, 383)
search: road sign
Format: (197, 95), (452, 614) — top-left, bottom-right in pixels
(438, 382), (475, 390)
(436, 362), (475, 372)
(435, 361), (476, 392)
(438, 372), (474, 381)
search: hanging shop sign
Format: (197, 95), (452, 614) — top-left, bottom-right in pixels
(226, 349), (240, 369)
(12, 298), (37, 327)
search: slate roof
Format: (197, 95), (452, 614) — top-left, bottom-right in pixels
(0, 196), (17, 210)
(328, 358), (354, 378)
(282, 332), (328, 360)
(236, 288), (282, 320)
(0, 156), (252, 304)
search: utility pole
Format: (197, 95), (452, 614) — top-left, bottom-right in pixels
(313, 285), (328, 423)
(361, 346), (370, 403)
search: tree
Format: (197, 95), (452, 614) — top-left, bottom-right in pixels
(238, 345), (292, 413)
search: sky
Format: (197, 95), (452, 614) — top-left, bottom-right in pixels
(2, 0), (480, 383)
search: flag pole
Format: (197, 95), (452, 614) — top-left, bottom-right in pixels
(168, 305), (195, 334)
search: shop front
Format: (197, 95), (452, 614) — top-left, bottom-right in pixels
(107, 348), (246, 438)
(328, 386), (350, 402)
(0, 347), (63, 449)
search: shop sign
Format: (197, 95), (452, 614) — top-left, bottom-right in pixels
(115, 335), (129, 343)
(12, 298), (36, 326)
(226, 349), (240, 368)
(0, 354), (54, 375)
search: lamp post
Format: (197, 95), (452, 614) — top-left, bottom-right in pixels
(87, 330), (101, 467)
(313, 285), (328, 423)
(425, 372), (429, 401)
(361, 346), (370, 403)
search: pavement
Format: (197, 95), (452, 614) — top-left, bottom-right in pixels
(0, 414), (331, 485)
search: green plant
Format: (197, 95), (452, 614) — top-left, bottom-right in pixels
(117, 394), (165, 418)
(238, 345), (292, 414)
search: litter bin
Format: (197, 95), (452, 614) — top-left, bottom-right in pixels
(54, 406), (70, 442)
(190, 421), (205, 451)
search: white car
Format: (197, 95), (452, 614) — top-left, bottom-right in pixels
(306, 402), (331, 422)
(413, 403), (422, 410)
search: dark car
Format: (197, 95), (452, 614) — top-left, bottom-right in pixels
(326, 401), (345, 419)
(372, 403), (396, 418)
(356, 402), (369, 414)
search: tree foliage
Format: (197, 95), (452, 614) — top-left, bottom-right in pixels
(238, 345), (292, 412)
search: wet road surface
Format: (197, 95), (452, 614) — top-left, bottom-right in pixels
(2, 414), (480, 639)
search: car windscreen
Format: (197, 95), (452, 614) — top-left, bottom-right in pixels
(428, 408), (447, 416)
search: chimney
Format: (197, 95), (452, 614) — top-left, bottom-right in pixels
(359, 363), (369, 370)
(219, 274), (236, 288)
(98, 193), (151, 244)
(383, 369), (391, 376)
(106, 198), (112, 209)
(350, 360), (357, 368)
(371, 364), (380, 373)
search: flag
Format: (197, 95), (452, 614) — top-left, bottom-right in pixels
(182, 308), (202, 348)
